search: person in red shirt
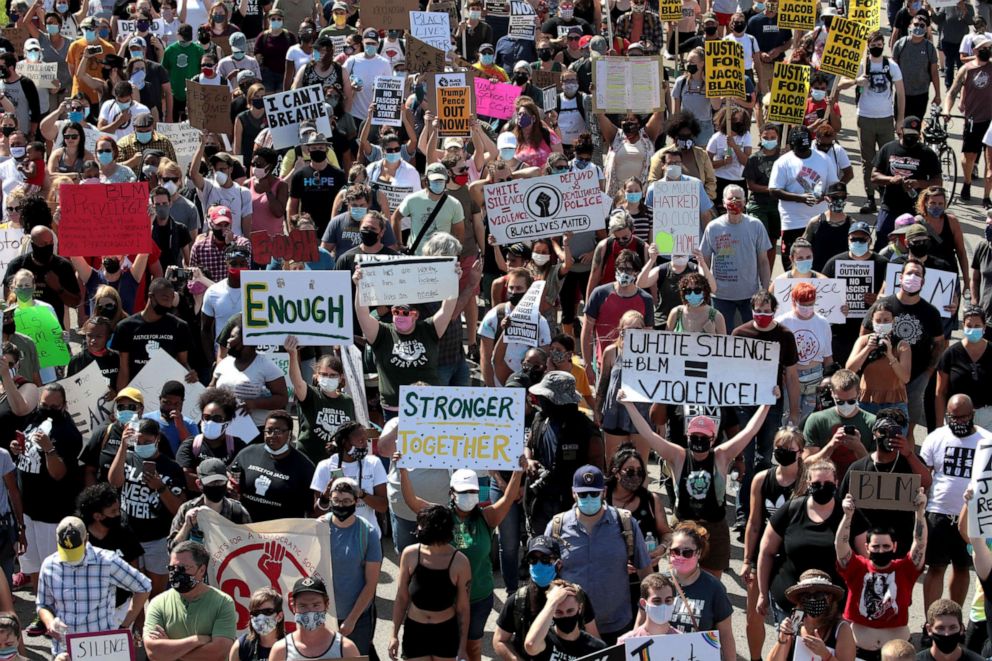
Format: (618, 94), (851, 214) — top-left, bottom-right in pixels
(835, 489), (928, 661)
(803, 72), (842, 133)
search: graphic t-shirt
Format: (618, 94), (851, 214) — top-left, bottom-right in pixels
(872, 141), (941, 214)
(112, 313), (193, 378)
(532, 631), (607, 661)
(839, 454), (918, 552)
(289, 164), (348, 234)
(584, 284), (654, 361)
(370, 320), (440, 407)
(920, 426), (992, 515)
(18, 412), (82, 523)
(777, 311), (833, 365)
(297, 386), (356, 465)
(839, 553), (921, 627)
(768, 150), (839, 231)
(700, 214), (773, 301)
(231, 443), (316, 522)
(119, 451), (185, 542)
(857, 57), (904, 119)
(861, 295), (943, 380)
(311, 455), (387, 534)
(667, 568), (734, 632)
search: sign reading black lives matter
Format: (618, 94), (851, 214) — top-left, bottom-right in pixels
(264, 85), (333, 149)
(484, 170), (606, 244)
(371, 76), (405, 127)
(620, 329), (780, 406)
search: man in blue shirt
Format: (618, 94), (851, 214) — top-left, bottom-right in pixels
(142, 380), (198, 455)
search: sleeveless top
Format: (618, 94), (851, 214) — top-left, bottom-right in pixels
(676, 451), (726, 523)
(787, 621), (844, 661)
(859, 347), (907, 404)
(927, 214), (959, 272)
(409, 546), (458, 611)
(962, 64), (992, 123)
(602, 236), (647, 286)
(236, 632), (272, 660)
(751, 469), (795, 563)
(56, 151), (85, 174)
(249, 177), (285, 237)
(299, 61), (343, 92)
(285, 632), (341, 660)
(236, 110), (267, 164)
(612, 485), (658, 544)
(673, 306), (718, 333)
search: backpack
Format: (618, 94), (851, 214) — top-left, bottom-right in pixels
(549, 506), (635, 562)
(856, 56), (893, 102)
(556, 92), (587, 123)
(192, 433), (235, 458)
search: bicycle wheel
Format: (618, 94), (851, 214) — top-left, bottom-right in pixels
(939, 145), (958, 208)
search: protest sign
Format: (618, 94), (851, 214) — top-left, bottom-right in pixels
(251, 229), (319, 265)
(58, 182), (153, 257)
(2, 28), (28, 56)
(835, 260), (874, 319)
(485, 0), (510, 16)
(357, 256), (458, 306)
(273, 0), (315, 36)
(625, 632), (721, 661)
(15, 61), (57, 89)
(67, 629), (135, 661)
(969, 443), (992, 537)
(58, 360), (112, 438)
(378, 182), (415, 210)
(410, 11), (451, 51)
(342, 345), (370, 427)
(767, 62), (810, 125)
(362, 0), (419, 27)
(371, 76), (405, 127)
(531, 68), (561, 91)
(575, 645), (626, 661)
(200, 509), (333, 632)
(0, 228), (24, 276)
(127, 349), (205, 421)
(658, 0), (682, 20)
(848, 0), (881, 29)
(776, 0), (816, 30)
(651, 180), (699, 256)
(772, 278), (847, 324)
(819, 17), (870, 79)
(592, 57), (665, 112)
(474, 77), (522, 119)
(884, 263), (957, 318)
(264, 85), (333, 150)
(186, 80), (233, 136)
(406, 36), (447, 74)
(116, 18), (164, 39)
(848, 470), (921, 511)
(242, 270), (353, 346)
(396, 385), (525, 470)
(437, 86), (471, 137)
(505, 281), (545, 347)
(484, 170), (606, 244)
(156, 122), (201, 174)
(620, 330), (780, 406)
(509, 0), (537, 38)
(705, 40), (745, 99)
(14, 305), (70, 368)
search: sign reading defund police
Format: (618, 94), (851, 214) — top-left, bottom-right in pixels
(397, 386), (525, 470)
(242, 271), (353, 347)
(264, 85), (333, 150)
(620, 330), (780, 406)
(483, 170), (606, 244)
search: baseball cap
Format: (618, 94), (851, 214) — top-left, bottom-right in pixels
(57, 516), (87, 564)
(497, 132), (517, 149)
(332, 1), (348, 10)
(362, 28), (379, 42)
(24, 38), (40, 52)
(115, 387), (144, 405)
(426, 162), (449, 181)
(848, 221), (872, 236)
(478, 42), (494, 53)
(236, 69), (257, 85)
(442, 137), (463, 150)
(267, 7), (284, 16)
(197, 458), (228, 485)
(450, 469), (480, 492)
(526, 535), (560, 557)
(291, 576), (328, 598)
(686, 415), (718, 438)
(902, 116), (922, 135)
(229, 31), (247, 52)
(129, 36), (146, 49)
(208, 205), (234, 225)
(572, 465), (605, 493)
(208, 151), (236, 167)
(578, 35), (592, 49)
(900, 224), (929, 240)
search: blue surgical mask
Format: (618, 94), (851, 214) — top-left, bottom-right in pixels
(117, 100), (131, 111)
(755, 1), (766, 9)
(384, 151), (401, 164)
(625, 191), (642, 204)
(685, 292), (704, 306)
(46, 23), (59, 34)
(134, 443), (157, 459)
(499, 147), (516, 160)
(811, 89), (826, 102)
(964, 327), (985, 342)
(68, 110), (85, 123)
(481, 53), (495, 65)
(83, 28), (96, 41)
(0, 645), (18, 660)
(529, 561), (557, 587)
(761, 139), (778, 150)
(364, 44), (377, 57)
(232, 50), (246, 60)
(576, 494), (602, 515)
(97, 151), (113, 165)
(573, 158), (590, 170)
(270, 19), (283, 29)
(116, 409), (137, 424)
(794, 258), (813, 273)
(350, 206), (367, 221)
(136, 130), (152, 143)
(850, 241), (869, 257)
(428, 179), (446, 194)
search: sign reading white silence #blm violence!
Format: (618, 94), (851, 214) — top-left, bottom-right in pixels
(620, 329), (780, 406)
(483, 170), (605, 244)
(357, 256), (458, 306)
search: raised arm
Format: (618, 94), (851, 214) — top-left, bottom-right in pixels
(835, 493), (856, 569)
(351, 266), (380, 344)
(617, 388), (685, 465)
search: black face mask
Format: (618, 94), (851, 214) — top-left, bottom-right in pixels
(808, 481), (836, 504)
(2, 321), (14, 336)
(152, 303), (172, 316)
(102, 257), (121, 274)
(38, 406), (63, 420)
(514, 72), (529, 84)
(168, 566), (199, 593)
(980, 49), (992, 62)
(731, 21), (745, 31)
(524, 364), (546, 383)
(703, 25), (717, 35)
(553, 614), (579, 633)
(359, 229), (379, 246)
(621, 122), (639, 134)
(816, 387), (834, 409)
(869, 549), (896, 567)
(538, 48), (552, 61)
(31, 243), (53, 263)
(802, 595), (829, 618)
(868, 46), (884, 58)
(100, 514), (122, 529)
(931, 632), (963, 654)
(773, 448), (798, 466)
(309, 149), (327, 163)
(203, 145), (220, 158)
(508, 292), (525, 306)
(947, 416), (975, 437)
(332, 503), (357, 520)
(686, 63), (699, 74)
(902, 134), (920, 148)
(688, 435), (711, 453)
(202, 484), (227, 503)
(98, 303), (118, 317)
(0, 126), (14, 137)
(907, 240), (929, 257)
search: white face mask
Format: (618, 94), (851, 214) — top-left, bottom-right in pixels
(454, 492), (479, 511)
(672, 256), (689, 269)
(215, 171), (229, 185)
(532, 253), (551, 266)
(665, 164), (682, 180)
(163, 180), (178, 196)
(201, 420), (226, 440)
(644, 602), (674, 625)
(837, 401), (859, 417)
(873, 322), (893, 335)
(318, 376), (339, 392)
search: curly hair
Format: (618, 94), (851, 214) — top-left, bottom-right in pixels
(672, 520), (709, 560)
(678, 272), (711, 304)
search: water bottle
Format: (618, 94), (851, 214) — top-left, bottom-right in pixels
(645, 532), (657, 553)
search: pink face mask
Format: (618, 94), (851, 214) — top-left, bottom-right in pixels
(394, 315), (415, 332)
(670, 554), (698, 574)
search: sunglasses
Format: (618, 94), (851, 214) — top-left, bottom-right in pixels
(63, 133), (80, 139)
(117, 403), (139, 411)
(162, 176), (180, 183)
(251, 608), (278, 616)
(96, 149), (113, 155)
(392, 308), (413, 316)
(834, 398), (857, 405)
(384, 146), (401, 153)
(684, 287), (704, 295)
(620, 468), (644, 477)
(669, 547), (696, 558)
(527, 556), (553, 565)
(4, 206), (20, 213)
(567, 35), (580, 40)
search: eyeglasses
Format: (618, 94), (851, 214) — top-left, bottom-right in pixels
(63, 133), (80, 139)
(202, 414), (225, 423)
(834, 398), (857, 405)
(384, 146), (401, 153)
(620, 468), (645, 478)
(392, 308), (413, 316)
(263, 427), (290, 435)
(567, 35), (580, 40)
(4, 206), (21, 214)
(669, 547), (696, 558)
(251, 608), (278, 616)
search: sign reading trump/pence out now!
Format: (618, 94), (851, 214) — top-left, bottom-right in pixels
(483, 170), (606, 245)
(397, 386), (524, 470)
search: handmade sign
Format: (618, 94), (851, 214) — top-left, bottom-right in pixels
(848, 0), (881, 29)
(15, 61), (57, 89)
(396, 385), (525, 470)
(505, 280), (545, 347)
(66, 629), (135, 661)
(437, 85), (472, 137)
(14, 305), (70, 368)
(58, 360), (112, 438)
(819, 17), (870, 79)
(575, 644), (626, 661)
(361, 0), (419, 28)
(156, 122), (201, 173)
(186, 80), (233, 135)
(484, 170), (606, 244)
(357, 256), (458, 306)
(251, 229), (319, 265)
(474, 77), (521, 119)
(58, 182), (153, 257)
(406, 36), (447, 74)
(835, 260), (874, 319)
(651, 180), (699, 256)
(776, 0), (816, 30)
(342, 345), (370, 427)
(969, 442), (992, 537)
(772, 278), (847, 324)
(620, 330), (780, 406)
(2, 27), (28, 56)
(371, 76), (406, 127)
(242, 270), (353, 346)
(509, 0), (537, 38)
(378, 182), (415, 210)
(410, 11), (451, 51)
(658, 0), (682, 20)
(767, 62), (810, 125)
(0, 228), (24, 276)
(592, 57), (665, 113)
(624, 632), (721, 661)
(116, 18), (164, 38)
(127, 349), (205, 421)
(531, 69), (561, 91)
(704, 40), (745, 99)
(541, 86), (556, 111)
(848, 470), (921, 511)
(264, 85), (333, 149)
(884, 263), (957, 318)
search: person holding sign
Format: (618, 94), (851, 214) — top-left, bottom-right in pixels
(594, 107), (666, 198)
(766, 569), (857, 661)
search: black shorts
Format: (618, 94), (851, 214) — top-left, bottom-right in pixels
(963, 119), (991, 154)
(402, 617), (459, 659)
(925, 512), (973, 568)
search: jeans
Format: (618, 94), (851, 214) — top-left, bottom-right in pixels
(873, 207), (898, 252)
(489, 483), (524, 593)
(712, 297), (753, 328)
(348, 608), (376, 656)
(697, 119), (715, 148)
(390, 509), (418, 555)
(437, 357), (471, 387)
(943, 41), (964, 89)
(735, 400), (784, 523)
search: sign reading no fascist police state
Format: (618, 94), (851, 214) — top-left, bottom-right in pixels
(484, 170), (606, 244)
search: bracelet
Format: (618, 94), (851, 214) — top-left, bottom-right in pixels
(44, 448), (58, 456)
(155, 486), (166, 494)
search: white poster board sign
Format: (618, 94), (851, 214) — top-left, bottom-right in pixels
(409, 11), (452, 51)
(508, 0), (537, 38)
(66, 629), (134, 661)
(969, 442), (992, 538)
(505, 280), (545, 347)
(370, 75), (406, 127)
(0, 228), (25, 276)
(342, 344), (370, 427)
(126, 349), (206, 422)
(624, 632), (721, 661)
(241, 270), (353, 346)
(263, 85), (333, 150)
(156, 122), (202, 174)
(58, 360), (112, 438)
(772, 278), (847, 324)
(15, 61), (58, 89)
(651, 180), (699, 256)
(884, 262), (958, 318)
(357, 256), (458, 306)
(835, 259), (875, 319)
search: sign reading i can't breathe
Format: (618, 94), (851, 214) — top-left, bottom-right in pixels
(263, 85), (333, 149)
(397, 385), (525, 470)
(242, 270), (353, 346)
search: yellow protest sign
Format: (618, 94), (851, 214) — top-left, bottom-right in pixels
(658, 0), (681, 22)
(705, 40), (745, 99)
(848, 0), (880, 31)
(767, 62), (811, 124)
(819, 16), (870, 79)
(777, 0), (817, 30)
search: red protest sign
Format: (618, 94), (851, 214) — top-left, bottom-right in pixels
(57, 182), (153, 257)
(251, 229), (319, 264)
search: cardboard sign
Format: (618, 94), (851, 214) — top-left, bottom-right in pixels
(592, 56), (665, 113)
(14, 305), (70, 368)
(67, 629), (135, 661)
(773, 278), (847, 324)
(620, 329), (780, 406)
(274, 0), (316, 38)
(242, 270), (353, 346)
(776, 0), (816, 30)
(186, 80), (233, 136)
(0, 228), (24, 277)
(156, 122), (202, 174)
(658, 0), (682, 21)
(127, 349), (206, 421)
(474, 77), (522, 119)
(531, 68), (561, 91)
(506, 280), (545, 346)
(768, 62), (810, 125)
(357, 256), (459, 306)
(509, 0), (537, 39)
(15, 61), (58, 89)
(835, 260), (875, 319)
(484, 170), (606, 244)
(651, 180), (699, 256)
(969, 443), (992, 537)
(437, 86), (472, 136)
(2, 27), (28, 57)
(705, 40), (745, 99)
(410, 11), (451, 51)
(848, 470), (921, 511)
(342, 344), (370, 427)
(819, 17), (870, 79)
(848, 0), (881, 30)
(884, 263), (957, 318)
(264, 85), (333, 150)
(251, 229), (319, 265)
(575, 644), (627, 661)
(362, 0), (419, 28)
(371, 76), (406, 127)
(396, 385), (525, 470)
(58, 182), (153, 257)
(58, 360), (112, 438)
(406, 36), (447, 74)
(624, 632), (721, 661)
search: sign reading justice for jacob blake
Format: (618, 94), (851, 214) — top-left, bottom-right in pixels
(620, 330), (780, 406)
(397, 386), (524, 470)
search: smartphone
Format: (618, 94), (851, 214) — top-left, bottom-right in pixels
(329, 468), (344, 482)
(85, 45), (101, 55)
(843, 425), (856, 435)
(142, 460), (156, 475)
(790, 608), (804, 633)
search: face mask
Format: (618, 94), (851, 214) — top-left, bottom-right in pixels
(8, 146), (25, 159)
(645, 602), (674, 625)
(573, 159), (590, 170)
(352, 228), (379, 249)
(394, 315), (415, 332)
(134, 443), (157, 459)
(907, 241), (931, 259)
(499, 147), (516, 160)
(755, 2), (766, 9)
(725, 200), (743, 214)
(850, 241), (869, 257)
(553, 614), (580, 633)
(802, 595), (829, 617)
(903, 134), (920, 148)
(794, 258), (813, 274)
(116, 409), (137, 424)
(676, 138), (694, 150)
(428, 180), (446, 194)
(618, 471), (642, 491)
(576, 494), (602, 515)
(211, 13), (225, 22)
(666, 164), (682, 179)
(827, 197), (845, 212)
(529, 561), (557, 587)
(201, 419), (226, 439)
(868, 45), (884, 58)
(686, 63), (699, 75)
(981, 49), (992, 62)
(873, 322), (893, 335)
(900, 273), (923, 294)
(560, 6), (574, 17)
(947, 415), (975, 437)
(774, 448), (798, 466)
(331, 502), (356, 520)
(454, 493), (479, 511)
(264, 442), (289, 456)
(538, 48), (553, 61)
(672, 256), (689, 269)
(0, 647), (18, 660)
(562, 82), (579, 97)
(685, 292), (705, 307)
(517, 113), (533, 129)
(869, 549), (896, 567)
(214, 171), (229, 186)
(837, 401), (858, 416)
(468, 9), (482, 19)
(688, 434), (711, 453)
(481, 53), (495, 65)
(703, 25), (717, 34)
(616, 272), (636, 287)
(202, 66), (215, 77)
(153, 302), (172, 316)
(753, 311), (774, 329)
(965, 327), (985, 343)
(318, 376), (339, 392)
(295, 611), (326, 631)
(532, 253), (551, 266)
(251, 614), (278, 635)
(98, 302), (117, 317)
(508, 291), (525, 306)
(103, 257), (121, 274)
(364, 45), (377, 57)
(202, 484), (227, 502)
(670, 553), (698, 574)
(333, 13), (347, 25)
(549, 349), (569, 365)
(797, 303), (816, 317)
(625, 191), (642, 205)
(761, 138), (778, 150)
(67, 108), (85, 124)
(26, 50), (40, 62)
(83, 29), (96, 41)
(384, 151), (401, 164)
(811, 89), (827, 102)
(309, 150), (327, 164)
(731, 21), (745, 31)
(270, 19), (283, 29)
(911, 25), (926, 37)
(98, 27), (109, 39)
(452, 172), (469, 186)
(808, 481), (837, 504)
(932, 632), (963, 654)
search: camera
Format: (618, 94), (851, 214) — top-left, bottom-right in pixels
(166, 265), (192, 286)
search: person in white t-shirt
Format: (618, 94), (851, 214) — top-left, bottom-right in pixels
(959, 20), (992, 62)
(776, 281), (833, 418)
(96, 82), (151, 141)
(200, 245), (248, 355)
(311, 422), (388, 534)
(707, 105), (753, 205)
(210, 319), (289, 428)
(343, 29), (394, 123)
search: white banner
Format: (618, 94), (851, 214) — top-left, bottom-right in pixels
(357, 256), (458, 306)
(199, 509), (333, 633)
(409, 11), (451, 51)
(620, 329), (780, 406)
(483, 170), (606, 244)
(505, 280), (544, 347)
(58, 360), (112, 438)
(241, 270), (353, 346)
(651, 180), (699, 256)
(156, 122), (202, 174)
(772, 278), (847, 324)
(625, 632), (721, 661)
(397, 385), (525, 470)
(263, 85), (333, 150)
(884, 263), (958, 318)
(127, 349), (206, 421)
(0, 228), (24, 276)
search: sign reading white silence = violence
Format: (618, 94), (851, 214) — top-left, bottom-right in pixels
(484, 170), (606, 244)
(620, 329), (780, 406)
